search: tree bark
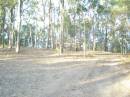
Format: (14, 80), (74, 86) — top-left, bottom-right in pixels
(1, 7), (6, 48)
(47, 0), (52, 48)
(93, 16), (96, 51)
(16, 0), (22, 53)
(60, 0), (64, 54)
(9, 8), (15, 49)
(29, 25), (33, 47)
(104, 27), (108, 51)
(92, 27), (96, 51)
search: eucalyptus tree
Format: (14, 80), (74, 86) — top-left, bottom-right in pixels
(8, 0), (17, 49)
(15, 0), (23, 53)
(23, 0), (39, 47)
(109, 0), (128, 53)
(46, 0), (52, 48)
(0, 4), (6, 48)
(0, 0), (17, 48)
(97, 1), (111, 51)
(41, 0), (47, 47)
(0, 0), (5, 47)
(59, 0), (65, 54)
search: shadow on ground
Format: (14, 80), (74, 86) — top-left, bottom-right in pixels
(0, 49), (130, 97)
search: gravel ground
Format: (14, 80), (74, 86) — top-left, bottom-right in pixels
(0, 49), (130, 97)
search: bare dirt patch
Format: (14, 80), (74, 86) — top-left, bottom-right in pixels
(0, 48), (130, 97)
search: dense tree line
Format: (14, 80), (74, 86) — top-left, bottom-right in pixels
(0, 0), (130, 54)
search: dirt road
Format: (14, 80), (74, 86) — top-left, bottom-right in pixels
(0, 49), (130, 97)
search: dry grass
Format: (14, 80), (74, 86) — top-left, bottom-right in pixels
(0, 48), (130, 97)
(120, 55), (130, 69)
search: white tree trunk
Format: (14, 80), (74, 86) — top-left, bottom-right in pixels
(59, 0), (64, 55)
(16, 0), (21, 53)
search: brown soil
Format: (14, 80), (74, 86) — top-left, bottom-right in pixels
(0, 48), (130, 97)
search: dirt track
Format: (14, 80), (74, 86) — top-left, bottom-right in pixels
(0, 49), (130, 97)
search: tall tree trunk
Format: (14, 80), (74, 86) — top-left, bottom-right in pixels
(16, 0), (22, 53)
(79, 15), (82, 50)
(9, 8), (14, 49)
(84, 22), (86, 56)
(60, 0), (64, 54)
(1, 7), (6, 48)
(29, 25), (33, 47)
(42, 0), (47, 48)
(53, 7), (56, 49)
(104, 27), (108, 51)
(93, 16), (96, 51)
(72, 9), (76, 52)
(92, 27), (96, 51)
(47, 0), (52, 48)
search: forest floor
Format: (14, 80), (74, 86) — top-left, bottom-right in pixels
(0, 48), (130, 97)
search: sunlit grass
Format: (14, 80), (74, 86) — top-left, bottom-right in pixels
(120, 55), (130, 67)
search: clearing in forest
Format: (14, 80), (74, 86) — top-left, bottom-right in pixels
(0, 48), (130, 97)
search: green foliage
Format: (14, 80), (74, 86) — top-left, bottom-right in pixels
(97, 5), (105, 14)
(89, 0), (98, 8)
(0, 0), (129, 53)
(0, 0), (16, 8)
